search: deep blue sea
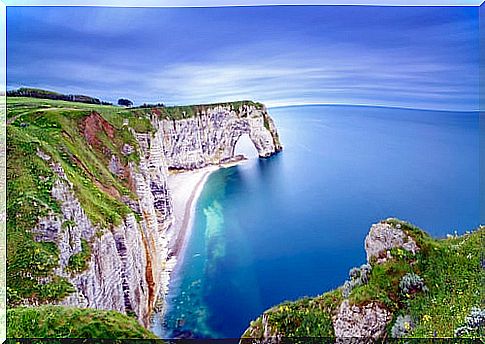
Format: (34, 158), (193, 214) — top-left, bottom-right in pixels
(151, 105), (480, 339)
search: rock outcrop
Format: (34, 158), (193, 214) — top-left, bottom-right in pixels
(364, 220), (419, 263)
(332, 220), (419, 337)
(333, 300), (391, 339)
(159, 104), (282, 169)
(29, 102), (281, 326)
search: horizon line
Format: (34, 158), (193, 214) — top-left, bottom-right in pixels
(268, 103), (480, 112)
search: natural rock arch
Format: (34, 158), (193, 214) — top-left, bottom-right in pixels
(160, 104), (282, 170)
(233, 133), (259, 159)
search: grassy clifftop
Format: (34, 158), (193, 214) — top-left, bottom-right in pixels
(244, 220), (484, 339)
(157, 100), (264, 120)
(7, 306), (158, 339)
(7, 97), (147, 305)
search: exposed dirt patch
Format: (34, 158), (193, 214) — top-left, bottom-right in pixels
(151, 108), (162, 117)
(140, 214), (156, 324)
(94, 180), (121, 200)
(69, 153), (121, 199)
(123, 165), (137, 193)
(82, 111), (115, 147)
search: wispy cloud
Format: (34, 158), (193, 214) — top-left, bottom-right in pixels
(6, 6), (479, 110)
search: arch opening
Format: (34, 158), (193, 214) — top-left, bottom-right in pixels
(233, 133), (259, 160)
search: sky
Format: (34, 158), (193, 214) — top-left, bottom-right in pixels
(6, 5), (480, 110)
(3, 1), (483, 5)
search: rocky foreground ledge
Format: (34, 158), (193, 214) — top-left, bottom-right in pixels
(242, 219), (484, 341)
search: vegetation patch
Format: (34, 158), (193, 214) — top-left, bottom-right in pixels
(243, 289), (342, 339)
(7, 306), (158, 339)
(66, 239), (91, 274)
(7, 125), (74, 304)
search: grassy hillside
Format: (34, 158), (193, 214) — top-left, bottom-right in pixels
(244, 220), (484, 339)
(7, 97), (150, 305)
(7, 306), (158, 339)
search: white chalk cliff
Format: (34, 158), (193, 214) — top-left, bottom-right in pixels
(161, 104), (281, 169)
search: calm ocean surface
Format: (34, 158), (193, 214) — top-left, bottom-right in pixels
(151, 105), (479, 339)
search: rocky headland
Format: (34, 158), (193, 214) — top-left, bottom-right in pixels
(242, 219), (484, 341)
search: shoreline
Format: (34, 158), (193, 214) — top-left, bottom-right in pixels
(167, 165), (219, 260)
(152, 158), (250, 335)
(153, 165), (219, 331)
(167, 157), (250, 262)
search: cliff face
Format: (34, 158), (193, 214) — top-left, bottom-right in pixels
(7, 97), (281, 327)
(34, 128), (179, 326)
(160, 104), (282, 169)
(32, 149), (157, 327)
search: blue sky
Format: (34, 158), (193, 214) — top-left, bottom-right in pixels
(7, 5), (479, 110)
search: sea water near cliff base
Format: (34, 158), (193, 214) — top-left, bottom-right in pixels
(151, 105), (479, 339)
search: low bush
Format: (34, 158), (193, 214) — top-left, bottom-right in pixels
(391, 314), (415, 338)
(454, 307), (485, 338)
(399, 273), (428, 296)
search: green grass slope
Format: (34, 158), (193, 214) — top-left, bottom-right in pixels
(7, 97), (149, 305)
(244, 220), (484, 339)
(7, 306), (158, 339)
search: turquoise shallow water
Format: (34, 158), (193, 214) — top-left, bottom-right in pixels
(151, 105), (480, 339)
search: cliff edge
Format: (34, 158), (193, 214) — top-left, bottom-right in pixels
(243, 219), (484, 341)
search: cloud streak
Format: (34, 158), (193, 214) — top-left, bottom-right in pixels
(6, 6), (479, 110)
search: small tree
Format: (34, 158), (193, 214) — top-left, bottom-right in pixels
(118, 98), (133, 107)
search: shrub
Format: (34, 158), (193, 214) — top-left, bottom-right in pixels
(349, 267), (360, 279)
(342, 280), (353, 299)
(454, 307), (485, 337)
(342, 263), (372, 298)
(118, 98), (133, 107)
(391, 314), (415, 338)
(399, 272), (428, 295)
(359, 263), (372, 284)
